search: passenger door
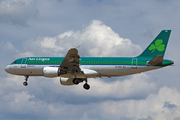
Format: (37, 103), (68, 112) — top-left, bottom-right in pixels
(131, 58), (137, 69)
(21, 58), (27, 68)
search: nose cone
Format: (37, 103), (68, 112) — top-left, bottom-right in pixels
(5, 65), (11, 73)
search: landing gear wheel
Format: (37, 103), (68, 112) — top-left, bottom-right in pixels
(83, 83), (90, 90)
(23, 82), (28, 86)
(73, 78), (79, 85)
(23, 75), (29, 86)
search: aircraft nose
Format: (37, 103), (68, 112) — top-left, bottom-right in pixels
(5, 65), (10, 73)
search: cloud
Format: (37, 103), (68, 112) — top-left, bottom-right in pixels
(174, 117), (180, 120)
(1, 74), (180, 120)
(23, 20), (142, 57)
(1, 41), (35, 59)
(2, 41), (18, 57)
(69, 73), (158, 99)
(163, 101), (177, 110)
(138, 116), (154, 120)
(0, 0), (38, 26)
(97, 86), (180, 120)
(1, 19), (178, 120)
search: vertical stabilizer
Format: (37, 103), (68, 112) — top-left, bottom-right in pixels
(138, 30), (171, 58)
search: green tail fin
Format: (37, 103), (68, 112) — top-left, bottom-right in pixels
(138, 30), (171, 58)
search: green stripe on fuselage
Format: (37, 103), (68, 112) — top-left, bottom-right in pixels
(12, 57), (148, 66)
(11, 57), (173, 67)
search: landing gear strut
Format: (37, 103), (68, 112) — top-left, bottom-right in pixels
(72, 78), (90, 90)
(23, 75), (29, 86)
(72, 70), (90, 90)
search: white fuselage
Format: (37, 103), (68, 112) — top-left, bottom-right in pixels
(5, 64), (160, 78)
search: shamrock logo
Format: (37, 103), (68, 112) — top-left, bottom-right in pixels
(149, 39), (165, 53)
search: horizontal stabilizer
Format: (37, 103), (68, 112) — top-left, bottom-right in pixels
(148, 55), (163, 65)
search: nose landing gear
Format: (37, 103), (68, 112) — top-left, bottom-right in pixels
(23, 75), (29, 86)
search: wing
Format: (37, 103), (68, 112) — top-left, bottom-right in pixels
(60, 48), (83, 76)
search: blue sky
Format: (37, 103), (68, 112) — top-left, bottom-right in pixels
(0, 0), (180, 120)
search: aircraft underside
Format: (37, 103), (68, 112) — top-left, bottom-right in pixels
(6, 64), (160, 90)
(8, 64), (160, 77)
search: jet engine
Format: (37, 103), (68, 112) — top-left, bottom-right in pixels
(43, 67), (60, 77)
(43, 67), (67, 78)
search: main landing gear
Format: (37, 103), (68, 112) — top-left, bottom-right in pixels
(73, 78), (90, 90)
(23, 75), (29, 86)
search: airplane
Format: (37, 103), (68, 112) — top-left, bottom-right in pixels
(5, 30), (174, 90)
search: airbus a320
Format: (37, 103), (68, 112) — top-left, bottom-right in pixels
(5, 30), (174, 90)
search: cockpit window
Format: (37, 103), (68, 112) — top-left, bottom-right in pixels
(12, 61), (17, 64)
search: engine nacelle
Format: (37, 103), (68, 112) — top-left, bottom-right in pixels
(43, 67), (60, 78)
(60, 77), (74, 86)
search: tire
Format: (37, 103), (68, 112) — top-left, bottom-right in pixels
(83, 83), (90, 90)
(73, 78), (79, 85)
(23, 82), (28, 86)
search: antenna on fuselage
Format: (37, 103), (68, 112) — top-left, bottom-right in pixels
(76, 45), (81, 49)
